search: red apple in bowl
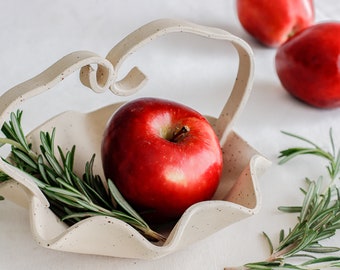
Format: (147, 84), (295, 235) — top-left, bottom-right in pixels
(236, 0), (314, 47)
(275, 22), (340, 108)
(101, 98), (223, 223)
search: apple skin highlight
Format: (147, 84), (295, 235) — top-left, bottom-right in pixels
(102, 98), (223, 223)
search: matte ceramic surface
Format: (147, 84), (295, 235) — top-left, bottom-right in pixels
(0, 19), (270, 259)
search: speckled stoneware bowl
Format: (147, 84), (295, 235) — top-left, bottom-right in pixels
(0, 19), (270, 259)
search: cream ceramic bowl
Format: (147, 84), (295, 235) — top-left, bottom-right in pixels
(0, 19), (270, 259)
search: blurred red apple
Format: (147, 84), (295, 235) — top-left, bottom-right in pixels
(101, 98), (223, 223)
(236, 0), (314, 47)
(275, 22), (340, 108)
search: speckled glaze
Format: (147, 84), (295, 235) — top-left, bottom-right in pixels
(0, 19), (270, 259)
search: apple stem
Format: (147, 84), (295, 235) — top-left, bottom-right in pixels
(170, 125), (190, 143)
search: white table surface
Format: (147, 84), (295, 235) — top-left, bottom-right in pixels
(1, 1), (340, 269)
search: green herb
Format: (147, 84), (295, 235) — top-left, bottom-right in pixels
(225, 129), (340, 270)
(0, 168), (9, 200)
(0, 110), (165, 242)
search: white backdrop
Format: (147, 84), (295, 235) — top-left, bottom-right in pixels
(1, 1), (340, 269)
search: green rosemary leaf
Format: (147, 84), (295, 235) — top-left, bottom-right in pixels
(326, 222), (340, 231)
(108, 179), (148, 228)
(82, 155), (96, 185)
(304, 245), (340, 253)
(244, 261), (302, 269)
(43, 189), (85, 209)
(322, 188), (332, 211)
(329, 128), (336, 156)
(278, 148), (326, 165)
(67, 168), (93, 202)
(307, 204), (330, 228)
(262, 231), (274, 254)
(299, 180), (316, 222)
(57, 145), (66, 167)
(331, 149), (340, 179)
(288, 253), (316, 259)
(61, 211), (104, 221)
(1, 121), (17, 141)
(44, 185), (84, 200)
(63, 163), (73, 184)
(299, 187), (307, 196)
(281, 131), (321, 149)
(309, 207), (336, 230)
(37, 155), (51, 185)
(11, 148), (38, 170)
(53, 177), (87, 198)
(10, 111), (30, 152)
(61, 206), (82, 223)
(83, 156), (112, 207)
(301, 256), (340, 266)
(74, 199), (103, 213)
(279, 229), (285, 243)
(40, 129), (56, 156)
(45, 166), (58, 185)
(278, 206), (302, 213)
(313, 230), (336, 243)
(62, 145), (75, 172)
(94, 175), (110, 198)
(43, 151), (64, 178)
(76, 176), (112, 210)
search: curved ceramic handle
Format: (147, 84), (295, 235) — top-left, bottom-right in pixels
(0, 18), (254, 206)
(103, 18), (254, 144)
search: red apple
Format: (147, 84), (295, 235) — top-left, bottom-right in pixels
(101, 98), (223, 223)
(236, 0), (314, 47)
(275, 22), (340, 108)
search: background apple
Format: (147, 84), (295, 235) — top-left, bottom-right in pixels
(275, 22), (340, 108)
(236, 0), (314, 47)
(101, 98), (223, 223)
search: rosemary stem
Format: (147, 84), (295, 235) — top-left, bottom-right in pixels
(267, 242), (298, 261)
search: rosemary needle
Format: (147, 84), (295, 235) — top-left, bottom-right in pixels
(0, 110), (165, 242)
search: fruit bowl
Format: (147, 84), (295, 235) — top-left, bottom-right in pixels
(0, 18), (270, 259)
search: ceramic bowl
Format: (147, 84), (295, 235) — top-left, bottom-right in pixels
(0, 18), (270, 259)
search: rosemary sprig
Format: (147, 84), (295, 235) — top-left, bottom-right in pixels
(278, 129), (340, 181)
(0, 110), (165, 242)
(225, 129), (340, 270)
